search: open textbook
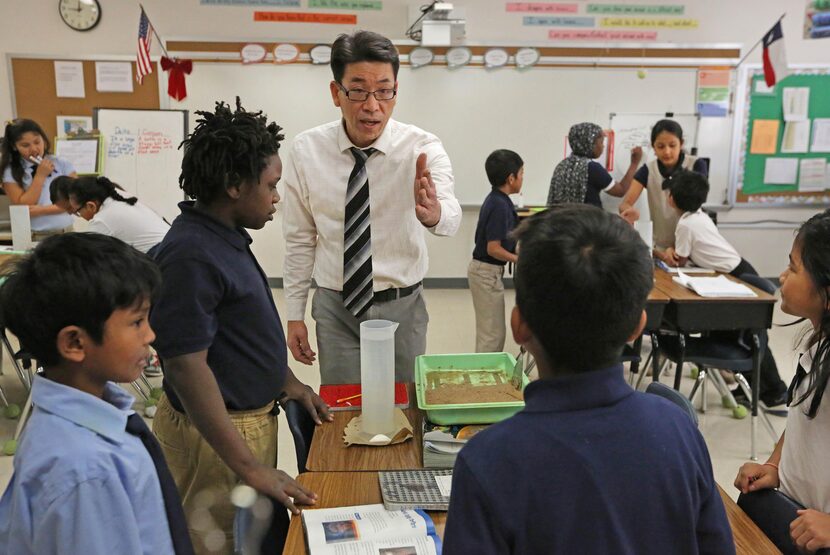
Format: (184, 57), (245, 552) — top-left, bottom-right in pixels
(672, 271), (757, 298)
(303, 503), (442, 555)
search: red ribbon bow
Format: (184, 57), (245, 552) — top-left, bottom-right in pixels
(160, 56), (193, 102)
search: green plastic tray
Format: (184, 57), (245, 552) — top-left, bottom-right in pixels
(415, 352), (528, 425)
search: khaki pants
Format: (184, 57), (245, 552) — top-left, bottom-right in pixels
(153, 395), (279, 555)
(467, 259), (507, 353)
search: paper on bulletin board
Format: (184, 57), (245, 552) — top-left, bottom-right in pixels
(55, 138), (101, 175)
(749, 120), (780, 154)
(799, 158), (827, 191)
(782, 120), (812, 153)
(764, 158), (799, 185)
(95, 62), (133, 93)
(783, 87), (810, 121)
(54, 61), (85, 98)
(811, 119), (830, 152)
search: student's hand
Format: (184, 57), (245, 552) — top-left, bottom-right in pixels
(663, 247), (681, 267)
(734, 462), (780, 494)
(34, 158), (54, 179)
(414, 153), (441, 227)
(630, 146), (644, 166)
(791, 509), (830, 553)
(281, 381), (333, 426)
(620, 207), (639, 225)
(287, 320), (316, 365)
(242, 464), (317, 515)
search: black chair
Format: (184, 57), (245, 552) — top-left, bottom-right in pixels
(645, 381), (698, 426)
(738, 489), (830, 555)
(283, 399), (316, 474)
(654, 274), (779, 456)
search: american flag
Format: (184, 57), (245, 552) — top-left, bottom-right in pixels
(136, 9), (153, 84)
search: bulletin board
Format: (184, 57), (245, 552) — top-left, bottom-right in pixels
(730, 65), (830, 205)
(9, 56), (160, 144)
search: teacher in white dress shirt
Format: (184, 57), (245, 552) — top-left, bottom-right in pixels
(282, 30), (461, 384)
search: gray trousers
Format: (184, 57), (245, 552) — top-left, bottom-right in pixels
(311, 286), (429, 384)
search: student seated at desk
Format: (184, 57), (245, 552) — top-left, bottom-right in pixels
(468, 149), (521, 353)
(665, 171), (788, 410)
(444, 205), (734, 555)
(735, 209), (830, 553)
(0, 233), (194, 555)
(547, 122), (642, 219)
(51, 175), (169, 254)
(0, 119), (76, 238)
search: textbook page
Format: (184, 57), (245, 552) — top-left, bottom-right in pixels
(310, 535), (440, 555)
(303, 504), (438, 554)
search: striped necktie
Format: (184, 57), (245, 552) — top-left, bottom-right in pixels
(343, 147), (376, 318)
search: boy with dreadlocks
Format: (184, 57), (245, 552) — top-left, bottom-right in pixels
(150, 99), (332, 554)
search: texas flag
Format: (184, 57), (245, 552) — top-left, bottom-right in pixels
(762, 21), (789, 87)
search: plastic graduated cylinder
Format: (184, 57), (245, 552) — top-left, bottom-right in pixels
(359, 319), (399, 435)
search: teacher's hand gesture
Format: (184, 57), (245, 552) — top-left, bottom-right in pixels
(414, 153), (441, 228)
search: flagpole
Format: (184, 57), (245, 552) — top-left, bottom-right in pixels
(735, 12), (786, 68)
(139, 3), (170, 58)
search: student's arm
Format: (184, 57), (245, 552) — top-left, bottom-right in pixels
(164, 351), (317, 513)
(282, 146), (318, 365)
(486, 241), (517, 264)
(280, 367), (332, 425)
(34, 474), (145, 554)
(443, 456), (509, 555)
(618, 179), (645, 222)
(606, 146), (644, 197)
(29, 204), (66, 217)
(734, 431), (784, 494)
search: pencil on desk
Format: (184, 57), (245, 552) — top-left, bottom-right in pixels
(335, 393), (362, 404)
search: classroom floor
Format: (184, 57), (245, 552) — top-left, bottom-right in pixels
(0, 287), (802, 502)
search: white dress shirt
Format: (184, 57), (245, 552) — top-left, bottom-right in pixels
(87, 197), (170, 254)
(674, 208), (741, 273)
(779, 344), (830, 512)
(282, 118), (461, 320)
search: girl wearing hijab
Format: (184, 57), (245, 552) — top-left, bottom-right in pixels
(548, 122), (642, 214)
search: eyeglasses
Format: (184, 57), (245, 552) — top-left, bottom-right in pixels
(337, 82), (397, 102)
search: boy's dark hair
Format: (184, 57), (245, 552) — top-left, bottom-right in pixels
(513, 205), (652, 372)
(669, 171), (709, 212)
(651, 119), (684, 145)
(0, 233), (161, 366)
(0, 119), (51, 186)
(50, 175), (137, 206)
(485, 149), (523, 189)
(790, 209), (830, 418)
(179, 97), (284, 204)
(331, 31), (400, 83)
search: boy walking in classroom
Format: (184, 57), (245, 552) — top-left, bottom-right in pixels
(0, 233), (194, 555)
(665, 171), (788, 409)
(468, 149), (522, 353)
(445, 205), (734, 554)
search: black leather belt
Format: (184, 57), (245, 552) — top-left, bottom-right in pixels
(373, 282), (422, 303)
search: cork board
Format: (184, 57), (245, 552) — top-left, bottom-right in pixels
(10, 57), (160, 142)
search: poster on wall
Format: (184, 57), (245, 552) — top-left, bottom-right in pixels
(805, 0), (830, 39)
(697, 69), (731, 117)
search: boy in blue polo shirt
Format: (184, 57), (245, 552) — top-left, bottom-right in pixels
(468, 149), (522, 353)
(445, 205), (734, 554)
(149, 99), (332, 554)
(0, 233), (194, 554)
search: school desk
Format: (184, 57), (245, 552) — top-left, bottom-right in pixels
(306, 383), (424, 472)
(282, 471), (447, 555)
(653, 268), (777, 460)
(718, 485), (782, 555)
(282, 474), (776, 555)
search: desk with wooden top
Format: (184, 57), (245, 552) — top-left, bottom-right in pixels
(282, 473), (778, 555)
(283, 472), (446, 555)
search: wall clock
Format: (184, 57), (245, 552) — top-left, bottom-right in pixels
(59, 0), (102, 32)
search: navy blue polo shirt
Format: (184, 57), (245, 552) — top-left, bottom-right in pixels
(150, 201), (288, 412)
(444, 365), (734, 555)
(585, 160), (614, 208)
(472, 189), (518, 266)
(635, 158), (709, 187)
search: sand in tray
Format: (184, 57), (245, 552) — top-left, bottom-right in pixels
(425, 369), (524, 405)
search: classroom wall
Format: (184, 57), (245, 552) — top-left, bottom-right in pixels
(1, 0), (827, 278)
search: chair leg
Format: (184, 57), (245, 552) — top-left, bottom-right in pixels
(131, 381), (150, 400)
(701, 368), (708, 413)
(689, 367), (707, 404)
(673, 334), (686, 391)
(13, 391), (33, 441)
(734, 373), (778, 444)
(0, 383), (8, 407)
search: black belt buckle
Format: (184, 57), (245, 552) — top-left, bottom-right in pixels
(373, 281), (421, 303)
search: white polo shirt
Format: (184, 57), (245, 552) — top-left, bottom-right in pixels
(86, 197), (169, 254)
(779, 344), (830, 512)
(674, 209), (741, 273)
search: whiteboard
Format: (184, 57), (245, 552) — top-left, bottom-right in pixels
(175, 62), (736, 206)
(93, 108), (188, 222)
